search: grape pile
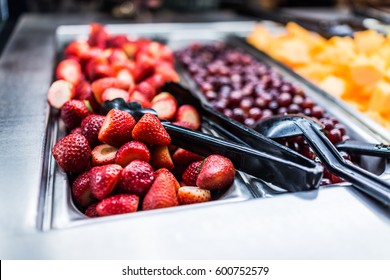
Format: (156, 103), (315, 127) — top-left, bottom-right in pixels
(176, 42), (351, 185)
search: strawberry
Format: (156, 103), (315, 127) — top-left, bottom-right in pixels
(74, 81), (100, 113)
(132, 113), (171, 146)
(175, 104), (201, 130)
(116, 69), (135, 93)
(172, 121), (198, 130)
(108, 48), (128, 66)
(88, 22), (109, 49)
(72, 171), (96, 207)
(90, 164), (122, 200)
(134, 81), (156, 101)
(154, 63), (179, 83)
(106, 34), (129, 48)
(150, 145), (174, 170)
(91, 77), (128, 104)
(115, 141), (150, 167)
(182, 161), (202, 186)
(101, 87), (130, 103)
(145, 42), (174, 63)
(119, 160), (155, 196)
(52, 133), (91, 173)
(61, 99), (90, 129)
(47, 79), (75, 109)
(96, 194), (139, 217)
(172, 148), (204, 166)
(85, 203), (99, 217)
(177, 186), (211, 205)
(196, 155), (235, 191)
(134, 52), (156, 82)
(129, 90), (152, 108)
(98, 109), (136, 147)
(70, 127), (82, 134)
(145, 73), (165, 89)
(142, 168), (179, 210)
(81, 114), (105, 147)
(86, 60), (115, 82)
(151, 92), (177, 120)
(91, 144), (118, 166)
(56, 59), (83, 86)
(64, 40), (90, 60)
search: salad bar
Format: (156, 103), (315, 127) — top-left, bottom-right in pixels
(0, 14), (389, 259)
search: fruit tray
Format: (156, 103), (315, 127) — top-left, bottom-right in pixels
(47, 22), (389, 231)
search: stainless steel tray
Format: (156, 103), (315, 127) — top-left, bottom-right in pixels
(45, 22), (390, 232)
(1, 15), (390, 259)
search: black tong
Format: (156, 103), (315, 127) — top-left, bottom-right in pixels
(102, 92), (323, 193)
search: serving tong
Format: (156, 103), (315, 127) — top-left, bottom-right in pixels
(254, 115), (390, 207)
(102, 95), (323, 194)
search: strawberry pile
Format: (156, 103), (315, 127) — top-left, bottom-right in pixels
(48, 23), (237, 218)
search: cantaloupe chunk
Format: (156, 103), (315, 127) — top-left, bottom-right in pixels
(350, 56), (383, 86)
(368, 81), (390, 114)
(354, 30), (386, 54)
(318, 75), (347, 98)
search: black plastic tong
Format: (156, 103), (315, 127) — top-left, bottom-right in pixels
(102, 98), (323, 193)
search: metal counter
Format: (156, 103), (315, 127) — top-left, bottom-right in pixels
(0, 14), (389, 259)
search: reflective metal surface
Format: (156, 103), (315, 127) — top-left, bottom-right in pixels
(0, 14), (389, 259)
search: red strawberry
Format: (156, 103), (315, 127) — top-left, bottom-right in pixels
(64, 40), (90, 60)
(72, 171), (96, 207)
(96, 194), (139, 217)
(116, 69), (135, 93)
(81, 114), (105, 147)
(151, 92), (177, 120)
(108, 48), (128, 66)
(106, 34), (129, 48)
(196, 155), (235, 191)
(101, 88), (130, 103)
(154, 63), (179, 83)
(86, 60), (115, 82)
(52, 133), (91, 173)
(85, 203), (99, 217)
(90, 164), (122, 200)
(56, 59), (83, 86)
(172, 148), (204, 166)
(91, 144), (118, 166)
(61, 99), (90, 129)
(132, 113), (171, 146)
(134, 52), (156, 82)
(175, 104), (201, 130)
(88, 22), (109, 49)
(70, 127), (82, 134)
(178, 186), (211, 205)
(145, 42), (174, 63)
(172, 121), (198, 130)
(182, 161), (202, 186)
(129, 90), (152, 108)
(119, 160), (155, 196)
(134, 81), (156, 101)
(47, 80), (75, 109)
(98, 109), (136, 147)
(150, 145), (174, 170)
(115, 141), (150, 167)
(145, 73), (165, 89)
(91, 77), (128, 104)
(74, 81), (100, 113)
(142, 168), (179, 210)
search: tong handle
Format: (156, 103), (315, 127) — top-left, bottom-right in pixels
(295, 120), (390, 207)
(336, 140), (390, 159)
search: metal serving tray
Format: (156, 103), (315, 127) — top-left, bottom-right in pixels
(1, 15), (389, 259)
(46, 22), (390, 232)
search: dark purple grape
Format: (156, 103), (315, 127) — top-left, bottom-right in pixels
(287, 103), (301, 114)
(277, 92), (292, 107)
(240, 97), (254, 111)
(248, 107), (262, 120)
(327, 128), (342, 144)
(244, 118), (256, 127)
(311, 105), (324, 118)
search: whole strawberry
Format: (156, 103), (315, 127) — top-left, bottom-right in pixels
(61, 99), (90, 129)
(52, 133), (91, 173)
(182, 161), (202, 186)
(196, 155), (235, 191)
(98, 109), (136, 147)
(132, 113), (171, 146)
(142, 168), (179, 210)
(85, 203), (99, 218)
(90, 164), (123, 200)
(96, 194), (139, 217)
(119, 160), (155, 196)
(72, 170), (96, 208)
(81, 114), (105, 147)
